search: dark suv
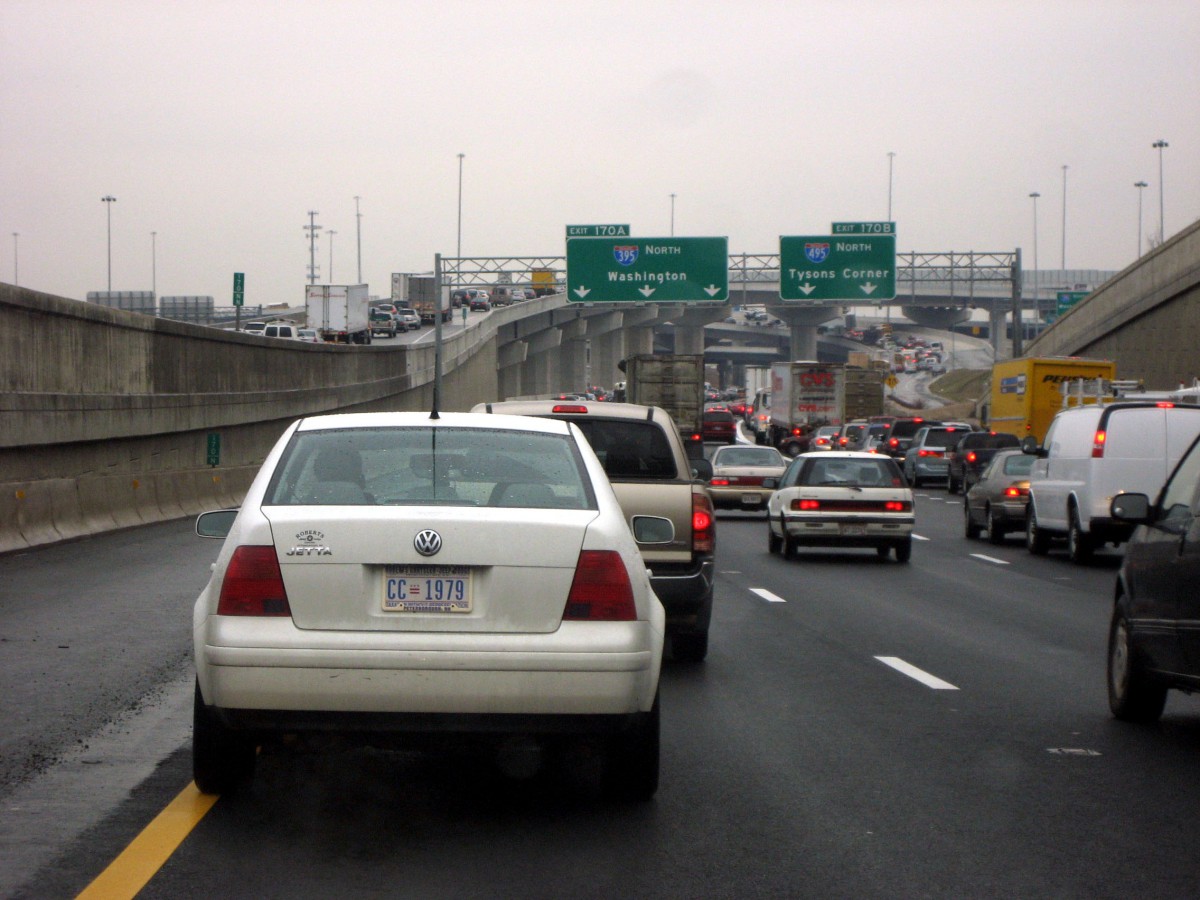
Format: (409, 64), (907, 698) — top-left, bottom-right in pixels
(947, 431), (1020, 494)
(879, 417), (943, 459)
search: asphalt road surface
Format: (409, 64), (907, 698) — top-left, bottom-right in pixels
(3, 489), (1200, 898)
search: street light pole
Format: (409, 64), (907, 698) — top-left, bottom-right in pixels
(102, 195), (116, 291)
(1029, 192), (1041, 328)
(1152, 139), (1168, 241)
(151, 231), (157, 295)
(1060, 165), (1068, 269)
(1134, 181), (1148, 257)
(887, 151), (896, 220)
(456, 153), (465, 259)
(328, 230), (336, 283)
(11, 232), (17, 287)
(670, 193), (676, 236)
(354, 196), (362, 283)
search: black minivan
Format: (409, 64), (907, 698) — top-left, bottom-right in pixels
(1106, 431), (1200, 722)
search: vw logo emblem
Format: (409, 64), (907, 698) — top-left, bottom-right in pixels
(413, 529), (442, 557)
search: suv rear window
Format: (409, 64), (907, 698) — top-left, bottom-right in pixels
(555, 418), (679, 480)
(962, 432), (1020, 450)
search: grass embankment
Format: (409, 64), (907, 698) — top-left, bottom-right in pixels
(884, 368), (991, 423)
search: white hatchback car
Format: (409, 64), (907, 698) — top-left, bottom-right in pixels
(192, 411), (664, 798)
(767, 451), (915, 561)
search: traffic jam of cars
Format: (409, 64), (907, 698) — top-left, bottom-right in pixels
(188, 365), (1200, 802)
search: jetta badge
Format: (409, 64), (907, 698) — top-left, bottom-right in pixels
(414, 529), (442, 557)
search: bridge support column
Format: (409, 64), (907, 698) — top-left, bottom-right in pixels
(593, 330), (625, 390)
(990, 304), (1008, 357)
(773, 304), (840, 361)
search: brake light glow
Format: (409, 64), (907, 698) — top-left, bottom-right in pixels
(1092, 430), (1107, 458)
(966, 451), (978, 463)
(1157, 402), (1175, 408)
(218, 546), (292, 616)
(1004, 486), (1030, 498)
(884, 500), (911, 512)
(711, 477), (731, 486)
(796, 499), (821, 510)
(918, 449), (943, 457)
(564, 550), (635, 621)
(888, 438), (899, 449)
(551, 405), (589, 414)
(692, 489), (715, 553)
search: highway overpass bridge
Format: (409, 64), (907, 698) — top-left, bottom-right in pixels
(1, 225), (1196, 553)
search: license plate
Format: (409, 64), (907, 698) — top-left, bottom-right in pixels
(841, 525), (867, 536)
(382, 564), (472, 612)
(740, 493), (761, 505)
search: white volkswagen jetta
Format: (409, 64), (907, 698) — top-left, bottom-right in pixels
(192, 411), (665, 799)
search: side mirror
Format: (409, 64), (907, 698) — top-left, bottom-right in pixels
(632, 515), (675, 544)
(1110, 493), (1151, 523)
(196, 509), (238, 539)
(691, 459), (713, 481)
(763, 477), (779, 489)
(1020, 436), (1045, 457)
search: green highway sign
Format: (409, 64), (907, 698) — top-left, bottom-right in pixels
(232, 272), (245, 307)
(206, 433), (221, 467)
(566, 236), (728, 303)
(832, 221), (895, 235)
(779, 235), (896, 302)
(1056, 290), (1089, 313)
(566, 224), (631, 238)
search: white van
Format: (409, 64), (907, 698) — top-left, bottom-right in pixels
(1024, 402), (1200, 562)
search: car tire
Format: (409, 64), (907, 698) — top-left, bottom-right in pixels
(672, 630), (709, 662)
(192, 681), (256, 795)
(1026, 510), (1050, 555)
(894, 538), (912, 563)
(1107, 609), (1167, 723)
(986, 505), (1006, 544)
(1067, 507), (1093, 564)
(604, 691), (660, 801)
(768, 522), (782, 554)
(782, 519), (798, 560)
(947, 475), (959, 495)
(782, 441), (803, 458)
(964, 502), (982, 539)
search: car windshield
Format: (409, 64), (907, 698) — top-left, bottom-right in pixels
(264, 427), (595, 508)
(713, 447), (783, 467)
(801, 457), (901, 487)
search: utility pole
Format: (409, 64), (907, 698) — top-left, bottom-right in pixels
(1152, 139), (1168, 241)
(102, 195), (117, 291)
(1135, 181), (1148, 257)
(304, 211), (321, 284)
(354, 196), (363, 283)
(328, 230), (336, 283)
(887, 151), (896, 220)
(1060, 165), (1068, 269)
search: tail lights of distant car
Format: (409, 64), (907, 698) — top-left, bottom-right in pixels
(966, 451), (978, 463)
(692, 489), (715, 553)
(218, 546), (292, 617)
(918, 449), (944, 457)
(790, 499), (912, 512)
(563, 550), (635, 621)
(1004, 485), (1030, 498)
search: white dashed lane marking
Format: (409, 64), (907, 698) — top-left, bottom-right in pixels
(749, 588), (787, 603)
(875, 656), (960, 690)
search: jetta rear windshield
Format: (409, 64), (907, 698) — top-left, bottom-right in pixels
(264, 427), (596, 509)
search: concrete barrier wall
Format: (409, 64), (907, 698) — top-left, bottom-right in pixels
(0, 284), (504, 554)
(1025, 219), (1200, 387)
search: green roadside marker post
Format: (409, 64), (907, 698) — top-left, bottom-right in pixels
(233, 272), (245, 329)
(206, 433), (221, 467)
(779, 235), (896, 302)
(566, 236), (728, 303)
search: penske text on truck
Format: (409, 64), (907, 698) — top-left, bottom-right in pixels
(988, 357), (1116, 442)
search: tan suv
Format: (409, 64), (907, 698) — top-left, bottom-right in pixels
(473, 400), (716, 661)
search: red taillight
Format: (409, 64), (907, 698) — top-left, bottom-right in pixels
(918, 449), (943, 457)
(793, 499), (821, 511)
(218, 546), (291, 616)
(888, 438), (899, 449)
(564, 550), (635, 621)
(966, 451), (978, 463)
(692, 489), (715, 553)
(1157, 402), (1175, 408)
(838, 437), (849, 446)
(552, 404), (589, 414)
(1092, 430), (1107, 458)
(711, 477), (731, 486)
(884, 500), (911, 512)
(1004, 486), (1030, 498)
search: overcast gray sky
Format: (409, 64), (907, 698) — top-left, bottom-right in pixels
(3, 0), (1197, 305)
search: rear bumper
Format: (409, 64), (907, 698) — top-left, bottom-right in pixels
(197, 617), (662, 722)
(709, 486), (772, 509)
(647, 557), (715, 634)
(783, 515), (913, 545)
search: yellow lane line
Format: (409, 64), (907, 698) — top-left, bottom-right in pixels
(76, 783), (217, 900)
